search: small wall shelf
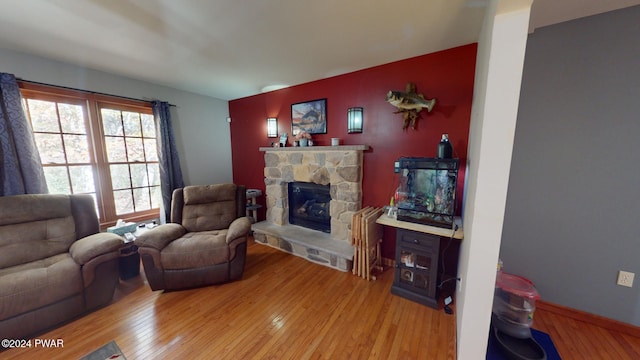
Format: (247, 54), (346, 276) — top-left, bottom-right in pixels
(259, 145), (369, 152)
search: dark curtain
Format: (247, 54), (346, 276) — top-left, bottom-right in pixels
(0, 73), (48, 196)
(152, 100), (184, 223)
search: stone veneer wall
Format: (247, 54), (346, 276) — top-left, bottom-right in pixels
(261, 146), (368, 242)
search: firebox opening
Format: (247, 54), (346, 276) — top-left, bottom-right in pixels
(288, 182), (331, 233)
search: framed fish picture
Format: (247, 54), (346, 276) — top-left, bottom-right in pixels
(291, 98), (327, 135)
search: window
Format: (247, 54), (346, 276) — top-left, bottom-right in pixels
(19, 82), (161, 227)
(100, 106), (161, 216)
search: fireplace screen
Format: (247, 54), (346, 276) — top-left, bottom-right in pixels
(288, 182), (331, 233)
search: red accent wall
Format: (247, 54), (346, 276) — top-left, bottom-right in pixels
(230, 44), (477, 258)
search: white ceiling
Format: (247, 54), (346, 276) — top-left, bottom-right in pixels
(0, 0), (638, 100)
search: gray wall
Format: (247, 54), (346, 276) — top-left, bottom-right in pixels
(501, 5), (640, 326)
(0, 48), (232, 186)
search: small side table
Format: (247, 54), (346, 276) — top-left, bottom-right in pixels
(119, 234), (140, 280)
(246, 189), (263, 223)
(376, 213), (463, 308)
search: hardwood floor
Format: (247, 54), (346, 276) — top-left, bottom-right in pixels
(3, 239), (456, 359)
(3, 239), (640, 359)
(532, 303), (640, 360)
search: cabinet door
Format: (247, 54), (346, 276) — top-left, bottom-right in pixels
(395, 247), (433, 295)
(394, 229), (440, 298)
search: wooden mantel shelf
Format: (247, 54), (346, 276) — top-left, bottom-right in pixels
(376, 213), (464, 240)
(259, 145), (369, 152)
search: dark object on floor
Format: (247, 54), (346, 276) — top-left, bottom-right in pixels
(80, 340), (126, 360)
(491, 313), (532, 340)
(487, 326), (561, 360)
(118, 241), (140, 280)
(492, 325), (546, 360)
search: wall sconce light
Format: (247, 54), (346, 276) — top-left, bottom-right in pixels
(347, 107), (363, 133)
(267, 117), (278, 138)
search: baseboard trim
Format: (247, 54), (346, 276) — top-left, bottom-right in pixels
(537, 300), (640, 338)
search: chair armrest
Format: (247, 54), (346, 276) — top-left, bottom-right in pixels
(70, 232), (124, 265)
(226, 216), (251, 244)
(135, 223), (186, 250)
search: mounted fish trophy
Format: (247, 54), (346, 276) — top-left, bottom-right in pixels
(385, 82), (436, 129)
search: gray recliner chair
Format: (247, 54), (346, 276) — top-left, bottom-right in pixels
(135, 183), (251, 291)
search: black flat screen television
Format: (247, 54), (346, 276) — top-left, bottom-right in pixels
(395, 157), (458, 229)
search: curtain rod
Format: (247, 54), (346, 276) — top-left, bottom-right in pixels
(17, 78), (176, 107)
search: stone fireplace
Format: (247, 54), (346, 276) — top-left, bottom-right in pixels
(252, 145), (368, 271)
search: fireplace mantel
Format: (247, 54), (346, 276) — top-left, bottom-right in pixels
(259, 145), (369, 152)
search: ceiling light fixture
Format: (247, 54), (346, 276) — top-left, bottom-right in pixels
(261, 84), (290, 93)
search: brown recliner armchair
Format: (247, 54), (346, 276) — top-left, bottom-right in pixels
(135, 184), (251, 291)
(0, 194), (123, 340)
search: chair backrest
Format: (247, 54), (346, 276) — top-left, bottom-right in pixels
(172, 184), (246, 232)
(0, 194), (99, 269)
